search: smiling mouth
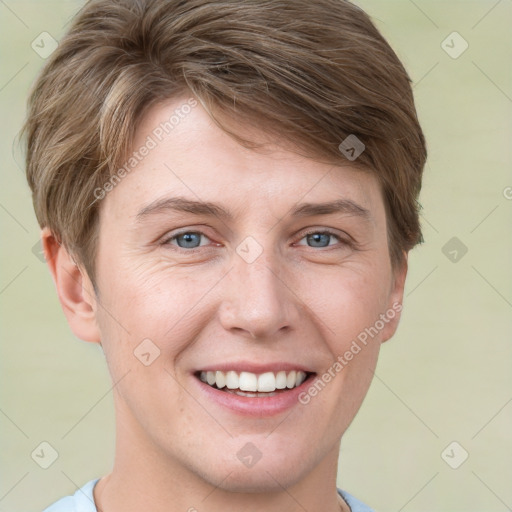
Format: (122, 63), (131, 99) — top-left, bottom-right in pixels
(194, 370), (316, 397)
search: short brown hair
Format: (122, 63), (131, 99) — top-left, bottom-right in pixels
(23, 0), (427, 288)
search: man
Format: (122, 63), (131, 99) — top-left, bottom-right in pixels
(23, 1), (427, 510)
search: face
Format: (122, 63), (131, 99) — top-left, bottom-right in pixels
(84, 95), (406, 493)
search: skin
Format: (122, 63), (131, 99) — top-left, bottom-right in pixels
(43, 94), (407, 512)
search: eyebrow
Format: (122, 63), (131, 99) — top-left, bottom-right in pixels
(135, 196), (372, 223)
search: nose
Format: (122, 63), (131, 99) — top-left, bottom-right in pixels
(218, 246), (302, 340)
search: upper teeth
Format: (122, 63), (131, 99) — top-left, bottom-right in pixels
(199, 370), (307, 392)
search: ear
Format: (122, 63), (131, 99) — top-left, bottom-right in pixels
(41, 227), (101, 343)
(380, 251), (408, 344)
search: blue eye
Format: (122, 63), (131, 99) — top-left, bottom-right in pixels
(161, 228), (348, 253)
(298, 230), (343, 248)
(168, 232), (209, 249)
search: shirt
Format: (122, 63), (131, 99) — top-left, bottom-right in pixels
(42, 478), (375, 512)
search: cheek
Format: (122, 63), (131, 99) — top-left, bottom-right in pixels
(96, 238), (392, 363)
(299, 262), (391, 350)
(97, 262), (218, 360)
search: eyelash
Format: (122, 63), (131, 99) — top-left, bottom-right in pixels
(160, 228), (352, 252)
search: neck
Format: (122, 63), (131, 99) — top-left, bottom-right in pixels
(94, 402), (347, 512)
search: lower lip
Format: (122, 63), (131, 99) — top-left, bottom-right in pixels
(192, 374), (316, 417)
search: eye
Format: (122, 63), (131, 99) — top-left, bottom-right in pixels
(296, 229), (346, 248)
(160, 228), (350, 252)
(164, 231), (211, 249)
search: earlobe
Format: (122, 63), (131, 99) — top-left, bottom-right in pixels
(380, 252), (408, 344)
(41, 227), (101, 343)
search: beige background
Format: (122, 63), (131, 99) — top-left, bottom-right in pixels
(1, 1), (511, 511)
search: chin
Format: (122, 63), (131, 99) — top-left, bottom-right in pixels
(217, 466), (302, 494)
(210, 451), (308, 492)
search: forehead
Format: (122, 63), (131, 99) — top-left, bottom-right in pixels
(101, 95), (385, 224)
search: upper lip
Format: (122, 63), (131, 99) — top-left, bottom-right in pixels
(194, 361), (316, 374)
